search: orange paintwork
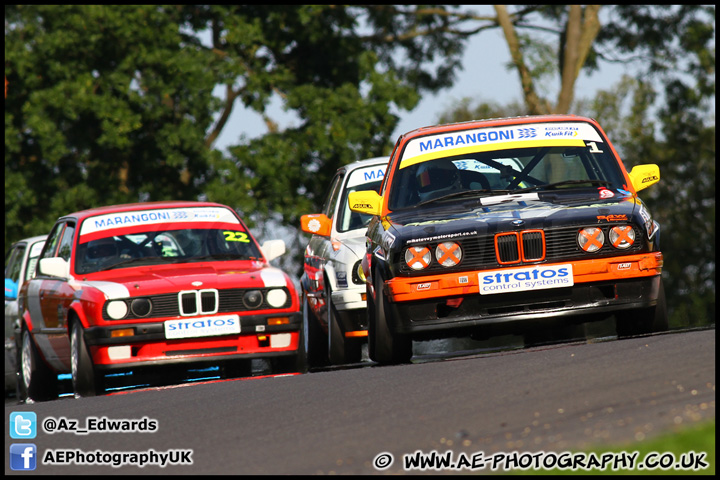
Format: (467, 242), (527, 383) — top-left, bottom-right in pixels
(384, 252), (663, 303)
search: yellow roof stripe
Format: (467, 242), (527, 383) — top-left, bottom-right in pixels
(399, 139), (587, 169)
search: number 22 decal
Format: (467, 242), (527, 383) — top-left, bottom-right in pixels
(223, 231), (250, 243)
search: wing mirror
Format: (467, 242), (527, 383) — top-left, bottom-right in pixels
(628, 164), (660, 192)
(300, 214), (332, 237)
(38, 257), (70, 279)
(261, 239), (286, 262)
(348, 190), (383, 216)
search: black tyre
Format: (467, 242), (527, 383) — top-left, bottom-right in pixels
(71, 321), (103, 396)
(270, 316), (308, 375)
(17, 327), (58, 402)
(616, 279), (669, 338)
(222, 359), (252, 379)
(327, 284), (362, 365)
(370, 272), (412, 364)
(366, 281), (377, 361)
(523, 321), (586, 348)
(303, 291), (328, 368)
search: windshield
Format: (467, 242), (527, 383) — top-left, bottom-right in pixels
(74, 207), (263, 274)
(337, 179), (383, 232)
(75, 228), (264, 274)
(336, 163), (386, 232)
(388, 122), (627, 210)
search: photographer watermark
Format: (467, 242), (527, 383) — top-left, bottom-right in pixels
(373, 449), (709, 472)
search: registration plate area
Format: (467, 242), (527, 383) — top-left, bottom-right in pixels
(479, 264), (573, 295)
(165, 314), (241, 339)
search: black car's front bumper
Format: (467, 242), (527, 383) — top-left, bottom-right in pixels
(387, 276), (661, 339)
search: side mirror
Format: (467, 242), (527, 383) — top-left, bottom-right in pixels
(628, 164), (660, 192)
(300, 214), (332, 237)
(348, 190), (383, 216)
(261, 239), (286, 262)
(38, 257), (70, 279)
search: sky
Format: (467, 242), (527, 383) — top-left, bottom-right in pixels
(211, 16), (626, 154)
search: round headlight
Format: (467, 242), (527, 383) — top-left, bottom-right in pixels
(266, 289), (288, 308)
(107, 300), (128, 320)
(578, 227), (604, 253)
(435, 242), (462, 267)
(405, 246), (431, 270)
(352, 259), (366, 284)
(609, 225), (635, 249)
(130, 298), (152, 317)
(243, 290), (263, 309)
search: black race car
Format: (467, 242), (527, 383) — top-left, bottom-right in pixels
(349, 115), (667, 364)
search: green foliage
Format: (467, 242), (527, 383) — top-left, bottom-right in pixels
(5, 5), (220, 246)
(4, 6), (715, 328)
(5, 5), (462, 248)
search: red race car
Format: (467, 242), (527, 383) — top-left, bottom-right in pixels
(17, 201), (304, 400)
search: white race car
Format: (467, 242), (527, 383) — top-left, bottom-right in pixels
(300, 157), (389, 366)
(4, 235), (47, 394)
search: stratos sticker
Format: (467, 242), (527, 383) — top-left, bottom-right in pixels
(479, 264), (573, 295)
(165, 315), (240, 339)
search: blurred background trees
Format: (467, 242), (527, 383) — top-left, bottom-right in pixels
(5, 5), (714, 327)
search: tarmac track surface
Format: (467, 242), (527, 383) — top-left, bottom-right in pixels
(5, 328), (715, 475)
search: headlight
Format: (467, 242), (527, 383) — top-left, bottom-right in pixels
(405, 246), (431, 270)
(578, 227), (604, 253)
(106, 300), (128, 320)
(435, 242), (462, 267)
(130, 298), (152, 317)
(243, 290), (263, 309)
(266, 289), (288, 308)
(352, 259), (365, 284)
(609, 225), (635, 249)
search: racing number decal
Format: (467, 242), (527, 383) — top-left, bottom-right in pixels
(223, 231), (250, 243)
(586, 141), (604, 153)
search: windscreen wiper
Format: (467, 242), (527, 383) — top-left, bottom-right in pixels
(511, 179), (612, 193)
(103, 257), (161, 270)
(415, 189), (507, 207)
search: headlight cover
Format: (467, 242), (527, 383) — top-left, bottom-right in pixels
(405, 246), (431, 270)
(609, 225), (635, 249)
(435, 242), (462, 267)
(578, 227), (604, 253)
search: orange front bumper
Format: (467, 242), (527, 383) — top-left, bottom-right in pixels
(386, 252), (663, 303)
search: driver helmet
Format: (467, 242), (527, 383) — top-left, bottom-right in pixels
(86, 237), (118, 261)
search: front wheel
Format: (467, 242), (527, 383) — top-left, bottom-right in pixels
(71, 321), (103, 397)
(17, 327), (58, 402)
(369, 272), (412, 365)
(303, 291), (328, 368)
(616, 279), (669, 338)
(270, 327), (308, 375)
(327, 284), (362, 365)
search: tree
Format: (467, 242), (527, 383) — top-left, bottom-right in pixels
(5, 6), (715, 325)
(434, 6), (715, 328)
(5, 5), (221, 244)
(5, 5), (467, 247)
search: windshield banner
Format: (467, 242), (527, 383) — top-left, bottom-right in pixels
(400, 122), (603, 169)
(79, 207), (241, 241)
